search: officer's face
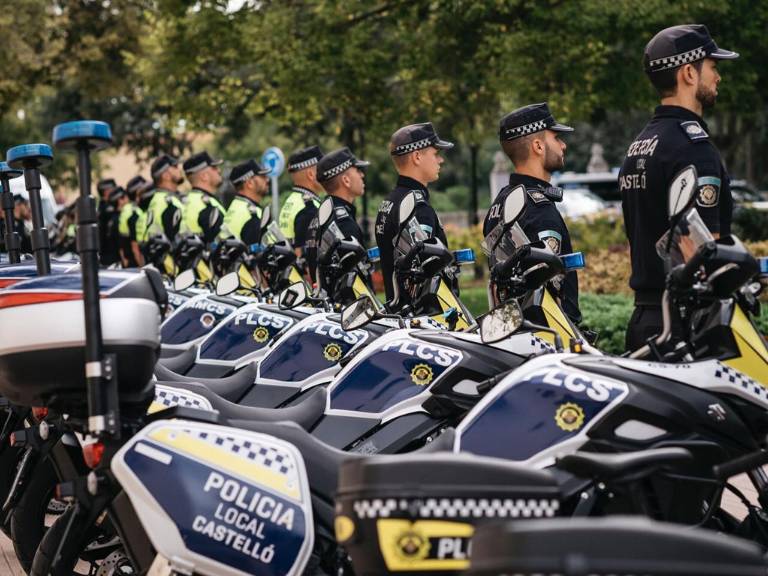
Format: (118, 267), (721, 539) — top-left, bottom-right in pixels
(543, 131), (567, 172)
(206, 165), (223, 188)
(254, 175), (269, 195)
(415, 147), (444, 183)
(169, 165), (184, 185)
(349, 167), (365, 197)
(695, 59), (721, 109)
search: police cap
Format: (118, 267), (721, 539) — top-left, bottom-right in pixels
(183, 151), (223, 175)
(316, 148), (370, 183)
(288, 145), (323, 173)
(108, 186), (127, 203)
(499, 103), (574, 142)
(644, 24), (738, 74)
(230, 159), (270, 185)
(390, 122), (453, 156)
(150, 154), (179, 179)
(96, 178), (117, 193)
(126, 175), (151, 196)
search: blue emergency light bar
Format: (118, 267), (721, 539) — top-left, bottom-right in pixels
(248, 243), (265, 254)
(759, 257), (768, 276)
(367, 246), (380, 262)
(562, 252), (586, 272)
(453, 248), (475, 264)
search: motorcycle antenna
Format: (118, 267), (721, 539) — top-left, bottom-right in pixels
(6, 144), (54, 274)
(52, 120), (120, 437)
(0, 162), (24, 263)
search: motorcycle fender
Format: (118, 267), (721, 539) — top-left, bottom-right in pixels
(112, 420), (314, 576)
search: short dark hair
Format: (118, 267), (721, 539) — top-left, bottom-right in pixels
(321, 173), (343, 194)
(500, 134), (535, 167)
(647, 60), (704, 97)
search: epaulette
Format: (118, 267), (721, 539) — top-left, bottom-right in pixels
(335, 206), (350, 219)
(526, 189), (550, 204)
(412, 190), (427, 203)
(680, 121), (709, 142)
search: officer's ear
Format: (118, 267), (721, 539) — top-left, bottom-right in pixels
(530, 136), (546, 158)
(678, 63), (700, 87)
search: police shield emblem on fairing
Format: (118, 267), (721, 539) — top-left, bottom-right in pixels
(112, 420), (314, 576)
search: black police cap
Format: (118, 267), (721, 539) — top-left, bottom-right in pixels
(644, 24), (738, 74)
(390, 122), (453, 156)
(108, 186), (127, 203)
(288, 145), (323, 173)
(316, 148), (370, 183)
(126, 175), (151, 196)
(150, 154), (179, 179)
(96, 178), (117, 193)
(183, 151), (223, 175)
(499, 103), (574, 141)
(230, 159), (270, 185)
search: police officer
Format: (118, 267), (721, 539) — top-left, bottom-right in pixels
(375, 122), (453, 305)
(620, 24), (738, 351)
(182, 151), (226, 244)
(220, 159), (270, 244)
(97, 178), (120, 265)
(483, 103), (581, 325)
(278, 145), (324, 253)
(305, 147), (369, 282)
(119, 175), (150, 267)
(142, 154), (184, 244)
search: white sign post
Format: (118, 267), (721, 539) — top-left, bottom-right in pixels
(261, 147), (285, 219)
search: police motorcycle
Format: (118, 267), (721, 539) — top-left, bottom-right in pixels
(483, 183), (595, 352)
(446, 166), (768, 544)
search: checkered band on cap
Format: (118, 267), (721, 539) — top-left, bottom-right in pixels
(185, 161), (208, 174)
(288, 157), (320, 172)
(649, 46), (707, 72)
(504, 119), (548, 139)
(392, 137), (433, 156)
(322, 158), (353, 179)
(232, 169), (255, 184)
(184, 427), (298, 479)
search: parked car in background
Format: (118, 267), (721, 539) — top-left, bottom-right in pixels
(558, 187), (610, 220)
(552, 170), (620, 206)
(731, 179), (768, 212)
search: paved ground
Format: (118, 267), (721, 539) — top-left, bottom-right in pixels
(0, 474), (762, 575)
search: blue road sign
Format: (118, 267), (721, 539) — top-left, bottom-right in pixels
(261, 147), (285, 179)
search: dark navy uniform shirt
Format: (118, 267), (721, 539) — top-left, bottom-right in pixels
(620, 105), (733, 296)
(375, 175), (450, 303)
(293, 186), (323, 249)
(483, 173), (581, 325)
(305, 195), (364, 283)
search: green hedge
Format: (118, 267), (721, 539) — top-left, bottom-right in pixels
(459, 287), (768, 355)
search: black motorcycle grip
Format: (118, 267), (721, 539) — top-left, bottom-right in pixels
(395, 241), (424, 270)
(713, 449), (768, 481)
(670, 241), (716, 289)
(492, 245), (531, 280)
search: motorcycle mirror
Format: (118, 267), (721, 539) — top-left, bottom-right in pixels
(173, 269), (196, 291)
(480, 300), (524, 344)
(260, 205), (271, 230)
(503, 184), (527, 226)
(318, 197), (334, 227)
(399, 192), (417, 225)
(215, 271), (240, 296)
(341, 295), (378, 331)
(278, 281), (309, 309)
(668, 165), (698, 218)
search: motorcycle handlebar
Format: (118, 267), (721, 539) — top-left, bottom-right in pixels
(713, 449), (768, 481)
(669, 241), (717, 290)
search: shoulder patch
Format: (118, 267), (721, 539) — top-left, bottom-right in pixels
(412, 190), (427, 203)
(527, 189), (549, 204)
(696, 176), (721, 208)
(680, 121), (708, 141)
(335, 207), (350, 219)
(538, 230), (563, 254)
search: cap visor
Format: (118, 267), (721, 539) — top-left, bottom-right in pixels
(434, 139), (454, 150)
(258, 168), (271, 176)
(550, 122), (574, 133)
(710, 48), (739, 60)
(354, 160), (371, 168)
(211, 158), (224, 166)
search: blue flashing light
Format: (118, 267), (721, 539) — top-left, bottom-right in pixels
(7, 144), (53, 169)
(0, 162), (23, 178)
(759, 257), (768, 276)
(562, 252), (585, 272)
(249, 243), (265, 254)
(367, 246), (380, 262)
(453, 248), (475, 264)
(52, 121), (112, 151)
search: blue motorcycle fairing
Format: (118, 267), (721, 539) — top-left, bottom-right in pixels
(112, 420), (314, 576)
(455, 355), (629, 462)
(167, 291), (192, 313)
(0, 269), (140, 294)
(328, 333), (463, 415)
(161, 294), (239, 346)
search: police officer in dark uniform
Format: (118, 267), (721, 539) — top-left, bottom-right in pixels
(182, 151), (226, 244)
(305, 147), (369, 283)
(96, 178), (120, 265)
(375, 122), (454, 305)
(483, 103), (581, 324)
(279, 146), (324, 255)
(620, 24), (738, 351)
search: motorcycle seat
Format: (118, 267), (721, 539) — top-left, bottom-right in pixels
(161, 382), (326, 431)
(469, 516), (766, 575)
(157, 345), (198, 373)
(555, 446), (693, 482)
(154, 362), (257, 401)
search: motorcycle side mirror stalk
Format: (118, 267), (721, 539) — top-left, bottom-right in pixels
(174, 269), (197, 291)
(520, 319), (565, 352)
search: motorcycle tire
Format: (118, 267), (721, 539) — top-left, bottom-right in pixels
(11, 456), (59, 572)
(0, 446), (24, 536)
(30, 507), (91, 576)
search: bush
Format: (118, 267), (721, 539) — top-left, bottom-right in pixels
(733, 208), (768, 242)
(580, 293), (633, 354)
(566, 215), (627, 252)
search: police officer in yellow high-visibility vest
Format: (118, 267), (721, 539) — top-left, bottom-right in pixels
(220, 159), (270, 243)
(278, 145), (324, 252)
(142, 154), (184, 243)
(119, 175), (151, 267)
(181, 151), (226, 244)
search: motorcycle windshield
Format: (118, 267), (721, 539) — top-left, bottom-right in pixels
(262, 221), (290, 246)
(655, 208), (714, 268)
(199, 307), (295, 362)
(318, 221), (344, 262)
(482, 222), (530, 267)
(161, 295), (238, 345)
(329, 336), (463, 414)
(457, 363), (628, 461)
(258, 319), (368, 383)
(394, 217), (429, 259)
